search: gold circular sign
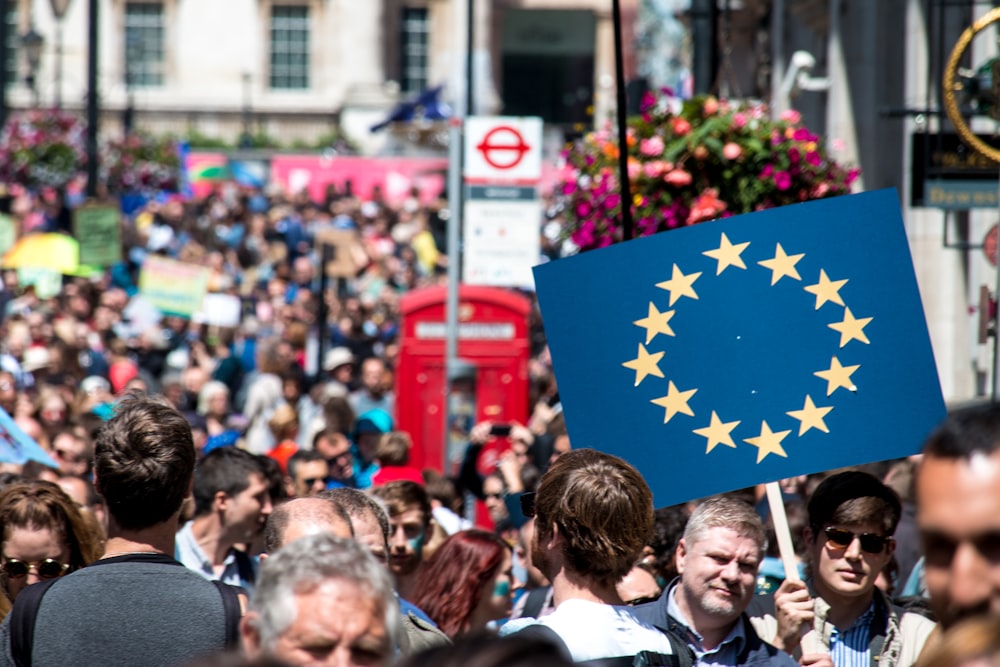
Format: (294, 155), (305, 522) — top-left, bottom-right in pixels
(943, 7), (1000, 163)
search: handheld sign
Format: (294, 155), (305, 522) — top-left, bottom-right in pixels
(534, 189), (945, 507)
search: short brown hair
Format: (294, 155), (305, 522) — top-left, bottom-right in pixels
(534, 448), (653, 587)
(94, 392), (196, 530)
(807, 470), (901, 536)
(369, 480), (430, 527)
(374, 432), (412, 467)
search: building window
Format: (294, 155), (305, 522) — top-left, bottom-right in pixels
(400, 7), (428, 94)
(270, 5), (309, 90)
(124, 2), (165, 87)
(5, 7), (16, 90)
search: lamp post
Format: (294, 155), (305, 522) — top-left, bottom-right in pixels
(21, 26), (44, 108)
(239, 72), (253, 149)
(48, 0), (72, 109)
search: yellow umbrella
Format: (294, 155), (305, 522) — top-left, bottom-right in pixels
(2, 233), (80, 274)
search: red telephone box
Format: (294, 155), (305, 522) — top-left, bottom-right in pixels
(397, 285), (531, 473)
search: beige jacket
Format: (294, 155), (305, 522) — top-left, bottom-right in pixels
(747, 588), (936, 667)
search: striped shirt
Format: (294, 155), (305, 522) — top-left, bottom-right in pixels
(829, 602), (875, 667)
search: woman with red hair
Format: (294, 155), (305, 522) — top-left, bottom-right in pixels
(411, 529), (513, 639)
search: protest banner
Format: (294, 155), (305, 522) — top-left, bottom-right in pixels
(533, 189), (946, 509)
(0, 407), (57, 467)
(73, 203), (122, 267)
(138, 256), (210, 318)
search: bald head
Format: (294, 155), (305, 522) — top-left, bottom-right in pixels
(264, 498), (354, 553)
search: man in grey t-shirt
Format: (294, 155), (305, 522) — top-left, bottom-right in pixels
(0, 393), (240, 667)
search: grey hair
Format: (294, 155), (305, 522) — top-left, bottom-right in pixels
(683, 495), (766, 555)
(248, 533), (401, 655)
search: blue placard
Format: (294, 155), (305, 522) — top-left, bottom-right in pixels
(533, 189), (945, 507)
(0, 406), (57, 468)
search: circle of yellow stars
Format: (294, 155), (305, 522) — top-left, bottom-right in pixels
(621, 232), (872, 464)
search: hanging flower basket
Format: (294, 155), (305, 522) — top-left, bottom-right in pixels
(560, 90), (859, 252)
(0, 109), (85, 190)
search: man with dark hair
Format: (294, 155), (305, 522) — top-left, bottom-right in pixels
(750, 471), (934, 667)
(635, 496), (795, 667)
(370, 480), (432, 601)
(175, 447), (273, 589)
(286, 449), (329, 498)
(263, 497), (353, 554)
(503, 448), (676, 662)
(916, 403), (1000, 628)
(0, 392), (242, 666)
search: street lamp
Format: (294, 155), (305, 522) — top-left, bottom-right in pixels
(49, 0), (73, 109)
(21, 27), (44, 108)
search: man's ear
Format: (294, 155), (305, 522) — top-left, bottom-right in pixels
(214, 490), (229, 512)
(545, 522), (561, 551)
(675, 538), (687, 575)
(240, 612), (261, 657)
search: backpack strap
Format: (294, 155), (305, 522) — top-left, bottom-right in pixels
(521, 586), (552, 620)
(210, 580), (244, 650)
(9, 579), (59, 667)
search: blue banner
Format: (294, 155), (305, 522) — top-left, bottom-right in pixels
(0, 407), (58, 467)
(534, 189), (945, 507)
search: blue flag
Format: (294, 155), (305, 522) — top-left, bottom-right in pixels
(0, 406), (57, 468)
(534, 189), (945, 507)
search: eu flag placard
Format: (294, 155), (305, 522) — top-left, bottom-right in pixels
(534, 189), (945, 507)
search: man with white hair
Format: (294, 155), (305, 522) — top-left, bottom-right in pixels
(241, 533), (400, 667)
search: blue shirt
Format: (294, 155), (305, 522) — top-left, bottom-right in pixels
(667, 586), (749, 667)
(829, 603), (874, 667)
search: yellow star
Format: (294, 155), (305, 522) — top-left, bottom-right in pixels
(655, 264), (701, 306)
(828, 307), (873, 347)
(803, 269), (848, 309)
(743, 421), (792, 463)
(633, 303), (676, 344)
(702, 233), (750, 275)
(786, 395), (833, 436)
(622, 343), (665, 386)
(650, 381), (697, 424)
(814, 356), (860, 396)
(757, 243), (805, 285)
(693, 411), (741, 454)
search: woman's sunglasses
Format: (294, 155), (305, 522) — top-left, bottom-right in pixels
(823, 526), (892, 554)
(2, 557), (70, 579)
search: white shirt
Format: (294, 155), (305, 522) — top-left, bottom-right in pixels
(505, 598), (675, 662)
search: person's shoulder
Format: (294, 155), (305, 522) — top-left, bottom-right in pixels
(740, 614), (798, 667)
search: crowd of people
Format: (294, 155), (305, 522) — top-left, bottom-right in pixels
(0, 180), (996, 666)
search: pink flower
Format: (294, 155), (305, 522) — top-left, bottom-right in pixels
(805, 151), (822, 167)
(759, 165), (774, 179)
(722, 143), (742, 160)
(703, 97), (719, 115)
(687, 188), (727, 224)
(672, 118), (691, 136)
(664, 169), (692, 186)
(732, 113), (747, 129)
(780, 109), (801, 124)
(627, 160), (641, 180)
(640, 136), (665, 157)
(774, 171), (792, 191)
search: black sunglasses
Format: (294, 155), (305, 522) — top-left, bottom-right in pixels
(823, 526), (892, 554)
(520, 492), (536, 518)
(2, 557), (70, 579)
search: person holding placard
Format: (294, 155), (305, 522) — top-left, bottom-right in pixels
(749, 471), (935, 667)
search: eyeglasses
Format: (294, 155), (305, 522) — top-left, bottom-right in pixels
(623, 595), (660, 606)
(1, 557), (70, 579)
(520, 492), (536, 518)
(823, 526), (892, 554)
(302, 478), (326, 488)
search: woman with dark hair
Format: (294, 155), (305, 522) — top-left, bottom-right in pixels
(0, 481), (102, 618)
(410, 529), (513, 639)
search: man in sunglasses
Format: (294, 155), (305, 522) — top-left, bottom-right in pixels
(750, 471), (935, 667)
(916, 403), (1000, 629)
